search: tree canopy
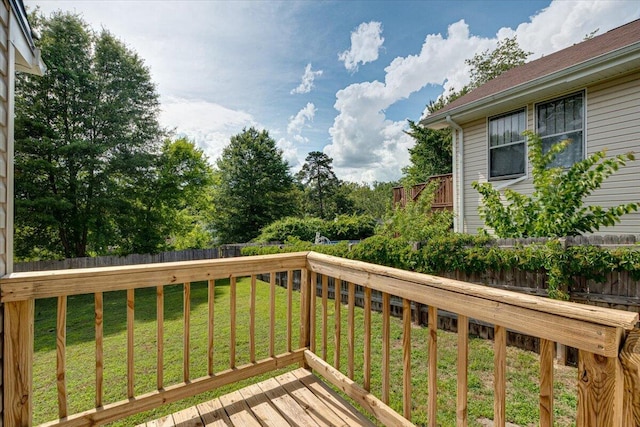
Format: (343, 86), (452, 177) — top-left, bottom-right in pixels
(402, 120), (452, 185)
(297, 151), (339, 219)
(426, 36), (530, 115)
(212, 127), (297, 244)
(15, 12), (212, 259)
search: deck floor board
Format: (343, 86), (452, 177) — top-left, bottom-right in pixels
(140, 368), (374, 427)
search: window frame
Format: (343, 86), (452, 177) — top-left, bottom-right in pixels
(487, 107), (528, 181)
(534, 90), (586, 169)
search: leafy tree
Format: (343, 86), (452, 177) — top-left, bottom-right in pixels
(402, 120), (452, 185)
(212, 127), (297, 243)
(344, 181), (397, 220)
(115, 138), (214, 254)
(466, 36), (530, 89)
(15, 12), (165, 258)
(427, 36), (530, 114)
(296, 151), (340, 219)
(472, 131), (639, 238)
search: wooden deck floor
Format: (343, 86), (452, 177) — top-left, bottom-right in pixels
(137, 368), (377, 427)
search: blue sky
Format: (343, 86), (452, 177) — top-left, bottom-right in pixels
(25, 1), (640, 183)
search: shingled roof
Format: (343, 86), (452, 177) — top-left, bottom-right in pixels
(421, 19), (640, 127)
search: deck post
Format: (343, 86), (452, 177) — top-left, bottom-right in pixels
(620, 328), (640, 425)
(4, 299), (34, 427)
(577, 348), (624, 426)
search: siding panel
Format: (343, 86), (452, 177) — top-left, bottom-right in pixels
(585, 73), (640, 235)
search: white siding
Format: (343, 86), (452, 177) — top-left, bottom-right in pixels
(584, 73), (640, 235)
(461, 119), (486, 233)
(459, 71), (640, 236)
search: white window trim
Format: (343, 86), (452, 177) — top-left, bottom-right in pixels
(487, 107), (528, 182)
(534, 90), (586, 167)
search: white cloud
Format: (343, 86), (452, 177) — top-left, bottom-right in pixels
(160, 97), (256, 164)
(328, 20), (489, 181)
(503, 1), (640, 59)
(291, 64), (323, 94)
(287, 102), (317, 136)
(339, 21), (385, 72)
(276, 138), (304, 170)
(326, 1), (639, 182)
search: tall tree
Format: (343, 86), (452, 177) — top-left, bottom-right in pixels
(212, 127), (297, 244)
(344, 181), (397, 220)
(115, 137), (214, 254)
(14, 12), (212, 259)
(402, 121), (452, 185)
(296, 151), (340, 219)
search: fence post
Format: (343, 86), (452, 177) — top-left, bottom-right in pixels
(4, 300), (34, 426)
(577, 348), (624, 426)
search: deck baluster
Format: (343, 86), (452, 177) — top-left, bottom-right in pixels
(183, 282), (191, 382)
(457, 315), (468, 427)
(56, 296), (67, 418)
(127, 289), (135, 398)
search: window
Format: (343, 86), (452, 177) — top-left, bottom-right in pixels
(489, 109), (526, 179)
(536, 92), (584, 168)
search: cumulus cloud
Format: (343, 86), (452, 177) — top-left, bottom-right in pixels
(327, 20), (489, 181)
(160, 97), (256, 164)
(276, 137), (303, 170)
(326, 1), (639, 182)
(291, 63), (323, 94)
(339, 21), (384, 72)
(287, 102), (317, 137)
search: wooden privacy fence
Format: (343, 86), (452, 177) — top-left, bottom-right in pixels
(392, 173), (453, 211)
(2, 251), (639, 426)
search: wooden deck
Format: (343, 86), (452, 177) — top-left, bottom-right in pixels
(136, 368), (377, 427)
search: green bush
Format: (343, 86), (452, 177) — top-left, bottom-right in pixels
(254, 217), (325, 242)
(378, 181), (453, 242)
(254, 215), (376, 243)
(473, 131), (638, 237)
(326, 214), (376, 241)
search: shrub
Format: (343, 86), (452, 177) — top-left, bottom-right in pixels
(254, 217), (325, 242)
(378, 180), (453, 242)
(254, 214), (376, 243)
(473, 131), (638, 238)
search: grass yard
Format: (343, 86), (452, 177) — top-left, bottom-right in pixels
(32, 276), (578, 426)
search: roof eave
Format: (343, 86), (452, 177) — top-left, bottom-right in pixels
(420, 41), (640, 129)
(10, 0), (46, 76)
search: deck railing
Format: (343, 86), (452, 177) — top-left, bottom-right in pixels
(2, 251), (639, 426)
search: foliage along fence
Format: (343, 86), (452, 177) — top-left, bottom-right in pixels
(15, 235), (640, 365)
(12, 245), (271, 272)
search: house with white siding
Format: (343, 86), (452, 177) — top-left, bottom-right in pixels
(420, 19), (640, 235)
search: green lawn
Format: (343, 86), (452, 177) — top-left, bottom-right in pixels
(32, 276), (577, 426)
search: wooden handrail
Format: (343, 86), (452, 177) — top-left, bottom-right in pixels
(1, 252), (309, 302)
(3, 251), (639, 426)
(304, 251), (639, 427)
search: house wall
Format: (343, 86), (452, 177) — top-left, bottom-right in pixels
(460, 71), (640, 236)
(0, 3), (9, 424)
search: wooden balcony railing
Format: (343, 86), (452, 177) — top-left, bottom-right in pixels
(2, 251), (639, 426)
(393, 173), (454, 211)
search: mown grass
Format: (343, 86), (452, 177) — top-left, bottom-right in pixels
(33, 277), (577, 426)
